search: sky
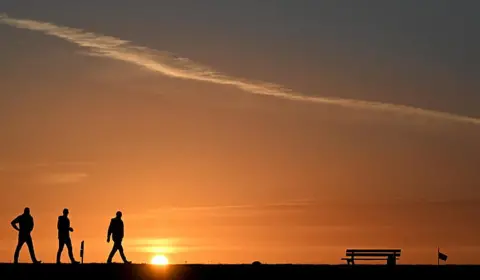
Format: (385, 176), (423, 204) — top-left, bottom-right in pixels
(0, 0), (479, 265)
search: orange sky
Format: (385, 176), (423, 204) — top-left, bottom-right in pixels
(1, 3), (480, 265)
(1, 82), (478, 264)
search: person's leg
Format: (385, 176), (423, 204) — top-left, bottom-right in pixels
(25, 235), (40, 263)
(56, 239), (65, 263)
(65, 238), (78, 263)
(13, 236), (25, 264)
(116, 240), (129, 263)
(107, 243), (118, 263)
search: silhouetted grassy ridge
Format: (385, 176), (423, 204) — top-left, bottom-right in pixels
(1, 264), (480, 280)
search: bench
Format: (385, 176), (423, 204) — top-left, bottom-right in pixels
(341, 249), (401, 265)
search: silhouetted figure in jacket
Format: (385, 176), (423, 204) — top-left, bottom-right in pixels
(11, 207), (41, 264)
(107, 211), (131, 263)
(56, 208), (79, 264)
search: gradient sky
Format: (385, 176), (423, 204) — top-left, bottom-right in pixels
(1, 1), (479, 264)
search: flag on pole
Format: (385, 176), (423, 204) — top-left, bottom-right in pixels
(438, 251), (448, 262)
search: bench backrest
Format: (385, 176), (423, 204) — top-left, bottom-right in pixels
(346, 249), (401, 257)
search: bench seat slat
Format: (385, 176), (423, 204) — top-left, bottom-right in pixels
(346, 249), (401, 253)
(341, 257), (399, 261)
(346, 253), (401, 257)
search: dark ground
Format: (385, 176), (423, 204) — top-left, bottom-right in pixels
(1, 264), (480, 280)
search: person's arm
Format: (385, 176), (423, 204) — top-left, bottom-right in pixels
(68, 218), (73, 232)
(11, 216), (20, 231)
(107, 220), (113, 242)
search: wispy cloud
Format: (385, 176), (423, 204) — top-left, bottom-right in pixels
(168, 201), (311, 213)
(128, 238), (179, 253)
(128, 199), (313, 220)
(0, 161), (95, 172)
(38, 172), (88, 184)
(1, 14), (479, 125)
(32, 161), (95, 168)
(128, 237), (246, 254)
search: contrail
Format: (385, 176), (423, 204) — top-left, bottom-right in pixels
(1, 13), (479, 126)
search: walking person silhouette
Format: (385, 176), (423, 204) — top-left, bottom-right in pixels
(107, 211), (131, 264)
(11, 207), (41, 264)
(56, 208), (80, 264)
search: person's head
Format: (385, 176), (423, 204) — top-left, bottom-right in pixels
(23, 207), (30, 215)
(116, 211), (122, 219)
(63, 208), (69, 216)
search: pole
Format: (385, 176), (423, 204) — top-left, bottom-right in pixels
(437, 247), (439, 266)
(80, 241), (84, 264)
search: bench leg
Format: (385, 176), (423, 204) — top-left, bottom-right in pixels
(387, 255), (396, 266)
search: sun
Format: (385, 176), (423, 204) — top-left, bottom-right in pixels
(151, 255), (169, 265)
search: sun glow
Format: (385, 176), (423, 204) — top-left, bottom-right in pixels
(151, 255), (169, 265)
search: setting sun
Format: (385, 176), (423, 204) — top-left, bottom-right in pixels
(151, 255), (169, 265)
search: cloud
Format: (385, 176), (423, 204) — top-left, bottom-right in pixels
(128, 199), (313, 220)
(32, 161), (96, 169)
(130, 238), (182, 246)
(128, 238), (179, 253)
(0, 161), (95, 172)
(38, 172), (88, 184)
(0, 14), (479, 126)
(128, 237), (244, 253)
(160, 199), (311, 212)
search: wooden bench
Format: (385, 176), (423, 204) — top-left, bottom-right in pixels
(341, 249), (401, 265)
